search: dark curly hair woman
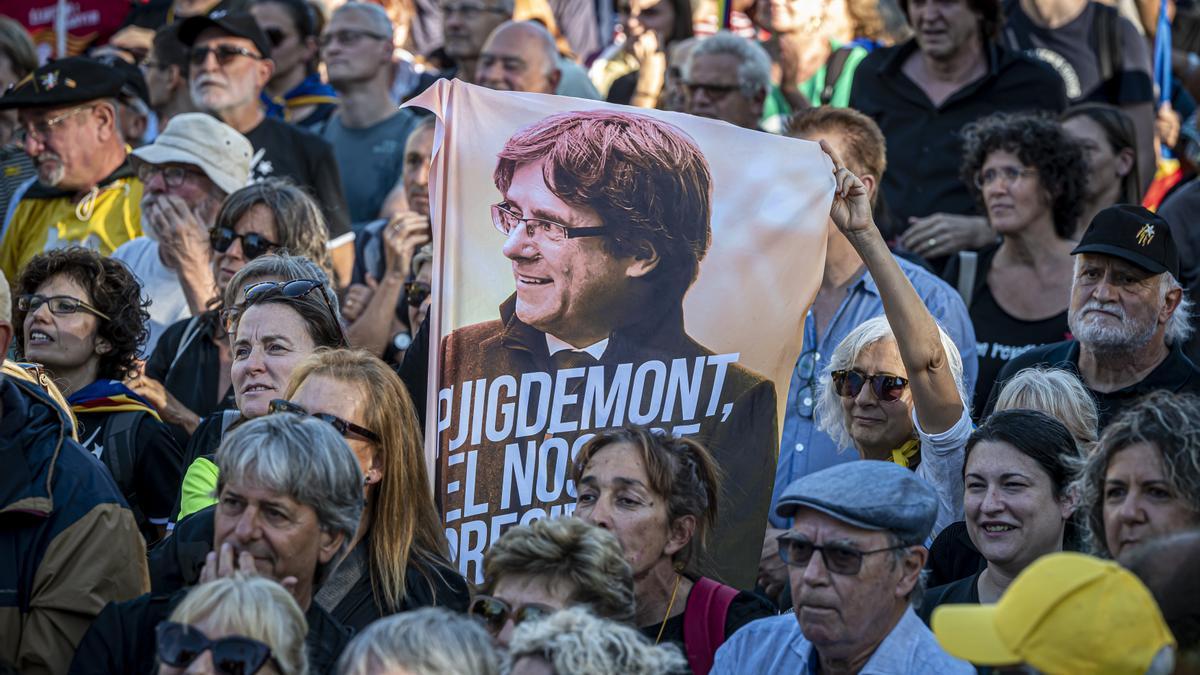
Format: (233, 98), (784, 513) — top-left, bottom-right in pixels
(942, 112), (1087, 417)
(13, 247), (183, 543)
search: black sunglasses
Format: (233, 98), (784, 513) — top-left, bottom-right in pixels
(404, 280), (431, 308)
(211, 227), (280, 261)
(830, 369), (909, 402)
(469, 595), (554, 635)
(268, 398), (382, 443)
(776, 534), (908, 576)
(222, 280), (347, 346)
(156, 621), (278, 675)
(189, 44), (264, 67)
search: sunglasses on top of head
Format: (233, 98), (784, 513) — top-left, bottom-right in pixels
(830, 369), (909, 402)
(226, 279), (348, 346)
(268, 398), (381, 443)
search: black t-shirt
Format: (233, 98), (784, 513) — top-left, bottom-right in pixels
(638, 583), (776, 670)
(75, 408), (184, 535)
(1002, 0), (1153, 105)
(244, 117), (352, 240)
(850, 41), (1068, 239)
(985, 340), (1200, 426)
(925, 520), (986, 589)
(943, 247), (1072, 418)
(145, 313), (235, 448)
(918, 571), (982, 625)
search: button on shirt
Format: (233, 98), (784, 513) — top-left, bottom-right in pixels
(711, 608), (975, 674)
(770, 256), (977, 529)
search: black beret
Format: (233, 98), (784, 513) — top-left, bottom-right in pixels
(0, 57), (126, 110)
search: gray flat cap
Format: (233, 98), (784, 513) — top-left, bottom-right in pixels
(776, 460), (939, 544)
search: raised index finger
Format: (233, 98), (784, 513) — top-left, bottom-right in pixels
(819, 139), (847, 173)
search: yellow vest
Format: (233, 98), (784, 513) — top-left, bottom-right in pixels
(1, 174), (143, 283)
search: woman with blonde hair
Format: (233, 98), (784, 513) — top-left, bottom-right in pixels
(993, 366), (1099, 454)
(279, 348), (468, 629)
(157, 574), (308, 675)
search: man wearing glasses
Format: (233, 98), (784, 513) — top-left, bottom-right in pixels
(177, 12), (355, 286)
(112, 113), (253, 357)
(321, 3), (421, 230)
(0, 57), (144, 284)
(681, 31), (771, 132)
(440, 0), (514, 85)
(712, 461), (974, 674)
(440, 110), (777, 589)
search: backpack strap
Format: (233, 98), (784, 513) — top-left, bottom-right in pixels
(102, 410), (148, 531)
(683, 577), (740, 675)
(168, 314), (206, 372)
(1094, 4), (1120, 87)
(955, 250), (979, 308)
(820, 47), (855, 106)
(220, 409), (241, 436)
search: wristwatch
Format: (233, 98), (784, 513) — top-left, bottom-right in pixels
(392, 331), (413, 351)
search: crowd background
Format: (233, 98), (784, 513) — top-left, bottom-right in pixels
(2, 0), (1200, 671)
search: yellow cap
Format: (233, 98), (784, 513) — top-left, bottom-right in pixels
(932, 552), (1176, 675)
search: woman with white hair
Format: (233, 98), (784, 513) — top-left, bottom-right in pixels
(337, 607), (500, 675)
(813, 140), (971, 539)
(507, 607), (688, 675)
(158, 574), (309, 675)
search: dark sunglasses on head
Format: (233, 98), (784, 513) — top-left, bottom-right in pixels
(189, 44), (264, 67)
(238, 279), (348, 346)
(268, 398), (382, 443)
(404, 280), (431, 308)
(830, 369), (909, 402)
(211, 227), (280, 261)
(776, 534), (908, 576)
(17, 293), (111, 320)
(156, 621), (277, 675)
(469, 595), (554, 635)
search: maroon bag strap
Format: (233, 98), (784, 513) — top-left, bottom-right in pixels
(683, 577), (740, 675)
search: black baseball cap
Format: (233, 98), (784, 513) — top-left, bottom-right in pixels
(177, 10), (273, 59)
(0, 57), (126, 110)
(1071, 204), (1179, 279)
(92, 55), (151, 108)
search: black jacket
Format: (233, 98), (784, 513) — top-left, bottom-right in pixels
(67, 588), (352, 675)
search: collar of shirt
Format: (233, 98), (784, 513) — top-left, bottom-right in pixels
(1067, 340), (1198, 395)
(876, 39), (1008, 108)
(796, 607), (950, 674)
(545, 333), (609, 360)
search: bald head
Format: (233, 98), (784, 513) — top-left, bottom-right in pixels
(476, 20), (560, 94)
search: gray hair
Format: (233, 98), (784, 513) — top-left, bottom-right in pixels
(814, 315), (969, 451)
(994, 366), (1099, 454)
(332, 2), (394, 40)
(1162, 273), (1194, 345)
(494, 21), (559, 77)
(506, 608), (688, 675)
(0, 272), (10, 324)
(222, 252), (341, 318)
(214, 179), (332, 273)
(215, 415), (365, 584)
(337, 608), (501, 675)
(683, 31), (771, 99)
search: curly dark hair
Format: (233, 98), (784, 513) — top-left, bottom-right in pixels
(13, 247), (150, 381)
(960, 112), (1087, 238)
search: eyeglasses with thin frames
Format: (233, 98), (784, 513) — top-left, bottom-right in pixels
(491, 202), (607, 243)
(19, 105), (95, 143)
(974, 166), (1037, 189)
(189, 44), (265, 67)
(777, 534), (909, 575)
(18, 294), (111, 321)
(137, 163), (202, 188)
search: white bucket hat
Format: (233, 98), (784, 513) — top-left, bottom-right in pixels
(131, 113), (252, 195)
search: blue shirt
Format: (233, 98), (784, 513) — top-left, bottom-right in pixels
(770, 256), (977, 528)
(711, 607), (975, 674)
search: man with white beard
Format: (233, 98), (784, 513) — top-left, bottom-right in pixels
(987, 205), (1200, 429)
(0, 58), (143, 284)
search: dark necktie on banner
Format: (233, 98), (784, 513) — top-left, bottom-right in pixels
(406, 80), (834, 588)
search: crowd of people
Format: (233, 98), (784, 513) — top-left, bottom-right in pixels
(2, 0), (1200, 671)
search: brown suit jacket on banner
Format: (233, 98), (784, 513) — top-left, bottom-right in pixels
(439, 295), (778, 589)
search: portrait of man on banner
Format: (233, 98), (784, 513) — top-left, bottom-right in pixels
(437, 108), (780, 586)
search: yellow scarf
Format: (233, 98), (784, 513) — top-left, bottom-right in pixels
(891, 439), (920, 469)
